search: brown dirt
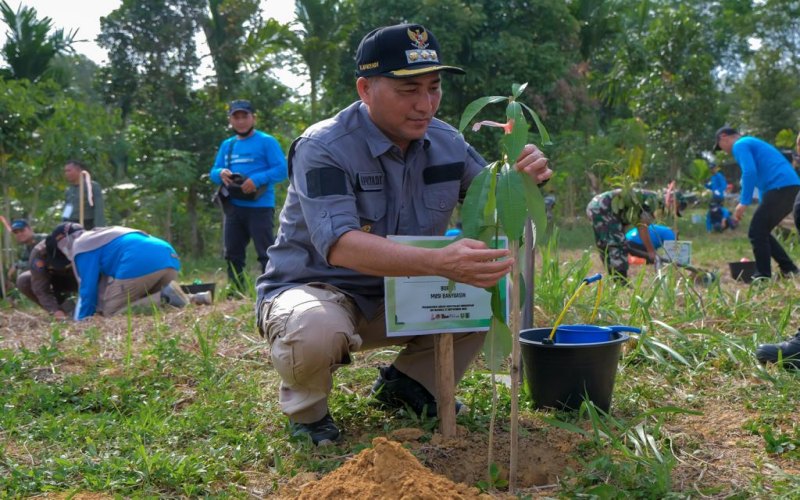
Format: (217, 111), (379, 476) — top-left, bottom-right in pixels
(283, 437), (490, 499)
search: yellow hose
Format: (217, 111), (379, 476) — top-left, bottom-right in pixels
(548, 274), (603, 341)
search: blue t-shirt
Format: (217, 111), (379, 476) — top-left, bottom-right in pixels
(74, 233), (181, 319)
(209, 130), (288, 208)
(733, 136), (800, 205)
(705, 171), (727, 201)
(625, 224), (675, 249)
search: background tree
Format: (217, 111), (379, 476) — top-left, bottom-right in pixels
(201, 0), (261, 96)
(0, 0), (75, 82)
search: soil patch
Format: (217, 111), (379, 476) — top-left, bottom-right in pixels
(283, 437), (489, 499)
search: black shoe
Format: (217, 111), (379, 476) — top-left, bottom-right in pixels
(289, 413), (340, 445)
(371, 365), (462, 418)
(756, 330), (800, 369)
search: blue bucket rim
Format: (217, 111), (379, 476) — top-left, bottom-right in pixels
(519, 327), (631, 348)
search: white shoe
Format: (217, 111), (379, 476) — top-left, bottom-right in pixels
(162, 281), (190, 307)
(190, 291), (213, 306)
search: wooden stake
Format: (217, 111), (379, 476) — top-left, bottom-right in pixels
(434, 333), (456, 438)
(78, 172), (85, 227)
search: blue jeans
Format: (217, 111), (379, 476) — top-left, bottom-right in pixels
(224, 205), (274, 290)
(749, 185), (800, 278)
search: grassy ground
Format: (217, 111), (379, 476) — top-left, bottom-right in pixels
(2, 208), (800, 498)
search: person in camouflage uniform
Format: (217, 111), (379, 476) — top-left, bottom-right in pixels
(586, 188), (661, 280)
(17, 233), (79, 320)
(7, 220), (46, 289)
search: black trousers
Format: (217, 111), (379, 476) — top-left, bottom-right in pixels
(223, 205), (274, 290)
(749, 185), (800, 278)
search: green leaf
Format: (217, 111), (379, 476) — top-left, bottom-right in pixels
(461, 167), (494, 239)
(520, 102), (552, 145)
(503, 101), (528, 163)
(496, 167), (528, 241)
(483, 316), (512, 371)
(489, 283), (504, 319)
(511, 82), (528, 99)
(483, 161), (499, 227)
(519, 171), (548, 243)
(458, 95), (507, 133)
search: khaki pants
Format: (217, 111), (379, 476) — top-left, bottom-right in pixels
(100, 268), (177, 316)
(260, 283), (486, 423)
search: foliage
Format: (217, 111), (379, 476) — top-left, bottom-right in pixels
(0, 0), (76, 82)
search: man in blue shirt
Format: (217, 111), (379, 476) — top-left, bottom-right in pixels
(705, 164), (727, 203)
(49, 223), (185, 320)
(714, 126), (800, 279)
(210, 100), (288, 293)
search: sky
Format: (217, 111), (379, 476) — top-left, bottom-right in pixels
(0, 0), (304, 90)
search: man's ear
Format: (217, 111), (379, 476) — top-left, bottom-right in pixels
(356, 77), (372, 104)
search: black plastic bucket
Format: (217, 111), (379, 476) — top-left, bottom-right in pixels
(519, 326), (634, 412)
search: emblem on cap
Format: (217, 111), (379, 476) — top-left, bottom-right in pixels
(405, 28), (439, 65)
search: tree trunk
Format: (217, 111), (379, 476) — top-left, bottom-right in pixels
(187, 184), (203, 256)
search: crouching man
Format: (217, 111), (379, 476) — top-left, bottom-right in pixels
(48, 223), (200, 320)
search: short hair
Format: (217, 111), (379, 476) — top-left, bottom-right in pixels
(65, 159), (86, 170)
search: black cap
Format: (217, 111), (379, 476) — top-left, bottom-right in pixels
(714, 126), (738, 151)
(11, 219), (29, 231)
(228, 99), (254, 116)
(45, 222), (83, 269)
(355, 24), (465, 78)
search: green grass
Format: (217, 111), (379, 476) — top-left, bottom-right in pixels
(2, 212), (800, 497)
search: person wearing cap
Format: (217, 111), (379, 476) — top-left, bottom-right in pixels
(705, 164), (727, 204)
(7, 219), (47, 288)
(48, 223), (194, 320)
(209, 99), (288, 293)
(17, 226), (79, 320)
(255, 23), (552, 445)
(586, 188), (668, 281)
(714, 126), (800, 279)
(62, 160), (106, 230)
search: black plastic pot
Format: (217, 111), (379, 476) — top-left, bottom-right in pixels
(181, 282), (216, 300)
(728, 261), (756, 283)
(519, 327), (633, 412)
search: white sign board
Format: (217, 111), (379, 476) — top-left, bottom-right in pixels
(384, 236), (507, 336)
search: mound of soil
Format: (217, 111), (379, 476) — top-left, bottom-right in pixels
(289, 437), (488, 499)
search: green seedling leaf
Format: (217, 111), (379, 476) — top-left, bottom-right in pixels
(458, 96), (507, 133)
(461, 167), (494, 239)
(519, 170), (548, 242)
(489, 283), (504, 319)
(503, 101), (527, 163)
(520, 102), (552, 145)
(483, 315), (512, 371)
(496, 167), (528, 240)
(511, 82), (528, 99)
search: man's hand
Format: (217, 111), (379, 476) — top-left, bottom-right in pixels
(515, 144), (552, 184)
(240, 177), (257, 194)
(220, 168), (233, 185)
(733, 203), (747, 222)
(435, 238), (513, 289)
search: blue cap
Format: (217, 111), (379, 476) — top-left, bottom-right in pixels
(228, 99), (254, 115)
(11, 219), (29, 231)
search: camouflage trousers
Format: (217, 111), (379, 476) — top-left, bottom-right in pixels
(586, 200), (628, 278)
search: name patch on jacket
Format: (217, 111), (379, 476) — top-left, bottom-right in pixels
(423, 163), (465, 184)
(357, 172), (384, 191)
